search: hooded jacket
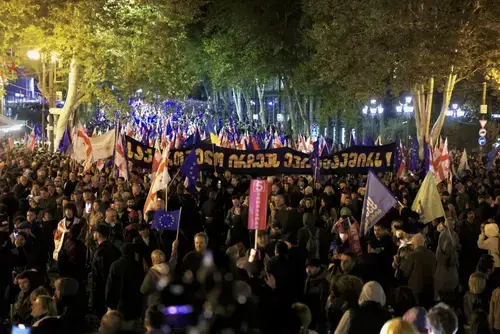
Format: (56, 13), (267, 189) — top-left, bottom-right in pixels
(334, 281), (392, 334)
(478, 223), (500, 268)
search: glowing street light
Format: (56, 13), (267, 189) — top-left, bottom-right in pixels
(27, 50), (41, 60)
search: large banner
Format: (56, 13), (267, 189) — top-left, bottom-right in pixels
(169, 143), (395, 176)
(90, 129), (116, 161)
(125, 136), (154, 170)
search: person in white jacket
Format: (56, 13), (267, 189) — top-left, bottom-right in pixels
(477, 223), (500, 269)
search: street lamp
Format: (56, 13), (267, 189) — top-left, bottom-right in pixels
(27, 50), (41, 61)
(446, 103), (465, 118)
(361, 99), (383, 139)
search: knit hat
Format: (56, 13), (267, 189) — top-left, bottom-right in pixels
(340, 207), (352, 217)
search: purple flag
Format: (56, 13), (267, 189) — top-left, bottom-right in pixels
(360, 171), (398, 236)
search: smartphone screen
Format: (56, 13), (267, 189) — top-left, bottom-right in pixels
(85, 202), (92, 214)
(13, 228), (18, 240)
(12, 325), (31, 334)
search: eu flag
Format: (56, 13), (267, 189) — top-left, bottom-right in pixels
(180, 149), (199, 188)
(152, 210), (180, 231)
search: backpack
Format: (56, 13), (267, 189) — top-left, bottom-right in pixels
(306, 228), (321, 260)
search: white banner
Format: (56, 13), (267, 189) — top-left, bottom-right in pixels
(90, 129), (116, 161)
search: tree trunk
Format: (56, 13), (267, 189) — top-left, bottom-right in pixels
(256, 82), (267, 127)
(231, 87), (244, 122)
(242, 90), (253, 121)
(54, 57), (81, 150)
(430, 71), (457, 145)
(294, 89), (311, 137)
(282, 77), (297, 138)
(309, 95), (314, 126)
(413, 77), (434, 159)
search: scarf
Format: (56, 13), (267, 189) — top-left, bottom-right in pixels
(53, 217), (80, 261)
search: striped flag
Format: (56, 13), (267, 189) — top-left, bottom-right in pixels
(114, 131), (128, 180)
(27, 130), (36, 151)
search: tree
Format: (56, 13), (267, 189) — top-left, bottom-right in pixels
(11, 0), (200, 149)
(304, 0), (500, 157)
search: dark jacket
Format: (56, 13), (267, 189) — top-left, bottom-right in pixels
(90, 240), (121, 317)
(133, 234), (162, 269)
(105, 253), (145, 320)
(400, 246), (436, 306)
(303, 268), (329, 333)
(57, 237), (87, 282)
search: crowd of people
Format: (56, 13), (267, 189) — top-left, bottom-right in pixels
(0, 141), (499, 334)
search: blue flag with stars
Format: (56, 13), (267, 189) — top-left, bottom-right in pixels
(152, 210), (180, 231)
(180, 149), (199, 188)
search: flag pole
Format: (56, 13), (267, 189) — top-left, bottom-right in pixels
(254, 229), (258, 250)
(176, 207), (182, 240)
(212, 143), (217, 174)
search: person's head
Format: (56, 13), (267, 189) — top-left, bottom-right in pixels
(83, 190), (93, 202)
(271, 183), (281, 195)
(132, 183), (142, 196)
(138, 224), (150, 239)
(324, 185), (334, 195)
(230, 176), (239, 187)
(145, 305), (165, 332)
(330, 274), (363, 307)
(476, 254), (494, 276)
(289, 303), (312, 334)
(194, 232), (208, 253)
(256, 230), (268, 248)
(27, 208), (37, 223)
(374, 223), (386, 239)
(17, 271), (34, 293)
(99, 310), (124, 334)
(151, 249), (166, 266)
(105, 208), (118, 225)
(304, 186), (313, 196)
(427, 303), (458, 334)
(93, 224), (110, 243)
(468, 272), (487, 295)
(232, 195), (241, 208)
(54, 277), (79, 302)
(359, 281), (386, 307)
(29, 286), (50, 305)
(380, 318), (418, 334)
(275, 194), (285, 207)
(64, 202), (77, 219)
(40, 187), (49, 199)
(466, 209), (475, 222)
(403, 307), (428, 334)
(305, 259), (322, 277)
(31, 295), (57, 318)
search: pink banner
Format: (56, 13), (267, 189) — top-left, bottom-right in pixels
(248, 180), (269, 230)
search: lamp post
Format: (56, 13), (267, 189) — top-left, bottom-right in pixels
(395, 96), (414, 146)
(27, 50), (45, 145)
(28, 50), (57, 150)
(361, 99), (384, 138)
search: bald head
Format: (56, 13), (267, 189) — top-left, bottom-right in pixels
(412, 233), (425, 248)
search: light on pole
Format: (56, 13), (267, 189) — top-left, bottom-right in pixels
(27, 50), (41, 61)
